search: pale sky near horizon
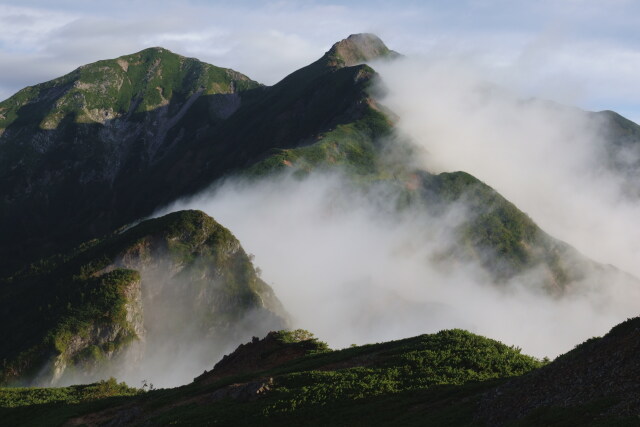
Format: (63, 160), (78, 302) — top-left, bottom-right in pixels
(0, 0), (638, 122)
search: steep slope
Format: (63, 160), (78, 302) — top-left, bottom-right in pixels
(0, 47), (260, 274)
(0, 210), (287, 386)
(478, 316), (640, 425)
(413, 171), (632, 293)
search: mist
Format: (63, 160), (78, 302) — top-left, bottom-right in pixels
(159, 171), (639, 362)
(375, 57), (640, 278)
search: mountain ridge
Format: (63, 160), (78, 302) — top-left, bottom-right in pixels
(0, 34), (395, 274)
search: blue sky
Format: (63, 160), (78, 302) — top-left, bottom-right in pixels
(0, 0), (638, 121)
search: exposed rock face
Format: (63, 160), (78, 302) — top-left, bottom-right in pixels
(48, 276), (144, 384)
(477, 317), (640, 425)
(324, 33), (400, 68)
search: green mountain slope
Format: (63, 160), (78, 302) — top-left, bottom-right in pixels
(0, 35), (395, 275)
(3, 317), (637, 426)
(0, 210), (287, 386)
(413, 170), (630, 293)
(0, 47), (260, 274)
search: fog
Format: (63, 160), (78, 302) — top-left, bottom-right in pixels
(160, 170), (639, 362)
(375, 57), (640, 278)
(53, 244), (287, 389)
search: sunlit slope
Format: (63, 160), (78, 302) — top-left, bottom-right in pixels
(0, 210), (287, 386)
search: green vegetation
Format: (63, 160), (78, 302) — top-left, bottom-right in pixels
(271, 329), (330, 353)
(0, 32), (591, 299)
(0, 210), (275, 385)
(0, 378), (141, 427)
(0, 47), (258, 129)
(0, 378), (139, 408)
(0, 328), (545, 426)
(253, 329), (541, 419)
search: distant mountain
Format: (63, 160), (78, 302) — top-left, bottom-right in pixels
(0, 210), (287, 386)
(3, 317), (637, 426)
(594, 110), (640, 198)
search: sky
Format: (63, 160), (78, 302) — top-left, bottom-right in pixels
(0, 0), (639, 122)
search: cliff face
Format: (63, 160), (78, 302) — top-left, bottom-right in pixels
(48, 275), (144, 385)
(0, 210), (288, 386)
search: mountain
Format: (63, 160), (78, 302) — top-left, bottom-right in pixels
(0, 210), (287, 386)
(594, 109), (640, 198)
(1, 33), (634, 297)
(0, 34), (395, 275)
(0, 47), (260, 274)
(0, 31), (638, 399)
(2, 317), (637, 426)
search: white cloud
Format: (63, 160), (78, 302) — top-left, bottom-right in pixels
(157, 171), (639, 364)
(0, 0), (637, 121)
(376, 57), (640, 277)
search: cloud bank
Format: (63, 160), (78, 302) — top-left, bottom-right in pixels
(158, 170), (639, 365)
(375, 57), (640, 278)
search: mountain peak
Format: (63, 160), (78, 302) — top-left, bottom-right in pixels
(323, 33), (399, 68)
